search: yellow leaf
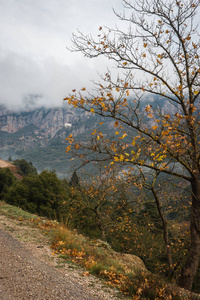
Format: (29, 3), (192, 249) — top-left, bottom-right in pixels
(120, 133), (127, 139)
(119, 154), (124, 161)
(194, 90), (199, 95)
(152, 125), (158, 130)
(143, 42), (147, 48)
(142, 53), (146, 57)
(75, 144), (79, 149)
(82, 271), (90, 276)
(92, 129), (96, 135)
(114, 121), (119, 127)
(66, 146), (71, 152)
(132, 140), (136, 146)
(116, 87), (120, 92)
(66, 134), (73, 140)
(145, 104), (151, 112)
(192, 42), (197, 49)
(99, 122), (104, 125)
(115, 131), (119, 135)
(81, 87), (86, 91)
(90, 108), (95, 113)
(123, 62), (127, 65)
(157, 155), (165, 162)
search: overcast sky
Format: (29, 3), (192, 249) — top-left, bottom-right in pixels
(0, 0), (124, 110)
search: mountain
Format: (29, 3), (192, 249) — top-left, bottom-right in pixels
(0, 95), (194, 178)
(0, 105), (109, 178)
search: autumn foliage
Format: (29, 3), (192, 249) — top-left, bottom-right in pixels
(64, 0), (200, 291)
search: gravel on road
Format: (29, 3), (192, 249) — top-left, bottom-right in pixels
(0, 228), (119, 300)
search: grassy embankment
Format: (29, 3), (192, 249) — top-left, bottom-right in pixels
(0, 201), (198, 300)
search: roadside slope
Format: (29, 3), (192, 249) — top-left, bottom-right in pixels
(0, 202), (120, 300)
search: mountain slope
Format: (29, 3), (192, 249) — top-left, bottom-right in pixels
(0, 159), (22, 180)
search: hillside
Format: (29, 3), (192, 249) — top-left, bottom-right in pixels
(0, 96), (195, 178)
(0, 159), (22, 180)
(0, 104), (119, 177)
(1, 201), (199, 299)
(0, 201), (121, 299)
(0, 105), (106, 177)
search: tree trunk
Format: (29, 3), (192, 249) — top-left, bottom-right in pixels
(179, 177), (200, 290)
(96, 215), (106, 241)
(94, 209), (106, 241)
(152, 187), (174, 274)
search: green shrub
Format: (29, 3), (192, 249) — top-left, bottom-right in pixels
(0, 168), (16, 199)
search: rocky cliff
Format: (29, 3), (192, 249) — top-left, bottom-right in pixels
(0, 106), (76, 137)
(0, 96), (185, 176)
(0, 105), (98, 175)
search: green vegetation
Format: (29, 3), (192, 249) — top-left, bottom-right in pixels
(14, 159), (37, 176)
(0, 200), (198, 299)
(0, 158), (200, 297)
(0, 168), (16, 199)
(4, 170), (68, 220)
(66, 0), (200, 291)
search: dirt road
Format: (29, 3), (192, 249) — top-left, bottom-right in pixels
(0, 214), (120, 300)
(0, 229), (110, 300)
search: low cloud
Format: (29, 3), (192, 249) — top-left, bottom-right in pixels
(0, 49), (110, 110)
(0, 0), (124, 110)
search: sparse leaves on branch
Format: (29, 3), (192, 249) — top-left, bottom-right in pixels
(64, 0), (200, 291)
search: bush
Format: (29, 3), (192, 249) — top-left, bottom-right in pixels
(0, 168), (16, 199)
(4, 170), (70, 220)
(14, 159), (37, 176)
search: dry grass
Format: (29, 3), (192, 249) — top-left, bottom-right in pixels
(0, 201), (199, 300)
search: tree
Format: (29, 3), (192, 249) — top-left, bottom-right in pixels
(5, 170), (68, 220)
(64, 0), (200, 290)
(69, 171), (80, 188)
(14, 159), (37, 176)
(0, 168), (16, 199)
